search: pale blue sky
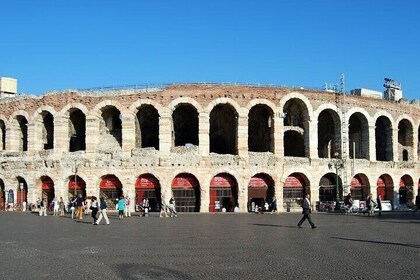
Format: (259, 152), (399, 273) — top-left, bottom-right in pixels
(1, 0), (419, 100)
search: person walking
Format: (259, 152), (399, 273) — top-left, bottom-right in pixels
(39, 198), (47, 216)
(160, 199), (168, 218)
(270, 196), (278, 214)
(168, 197), (177, 217)
(376, 194), (383, 216)
(412, 194), (420, 215)
(75, 194), (84, 220)
(118, 196), (125, 220)
(53, 197), (59, 216)
(90, 196), (99, 225)
(96, 197), (110, 225)
(59, 197), (65, 216)
(125, 195), (131, 217)
(297, 193), (316, 229)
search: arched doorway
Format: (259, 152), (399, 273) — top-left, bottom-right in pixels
(68, 175), (86, 200)
(284, 173), (310, 211)
(318, 173), (341, 211)
(209, 173), (238, 212)
(171, 173), (200, 212)
(0, 179), (5, 210)
(377, 174), (394, 201)
(135, 174), (161, 212)
(248, 174), (274, 212)
(100, 175), (123, 209)
(399, 175), (414, 206)
(350, 174), (370, 202)
(41, 176), (54, 208)
(16, 177), (28, 210)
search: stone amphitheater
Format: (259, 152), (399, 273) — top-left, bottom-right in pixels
(0, 81), (419, 213)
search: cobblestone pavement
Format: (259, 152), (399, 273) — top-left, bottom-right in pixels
(0, 211), (419, 280)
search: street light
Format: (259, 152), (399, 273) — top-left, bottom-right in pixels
(328, 152), (345, 210)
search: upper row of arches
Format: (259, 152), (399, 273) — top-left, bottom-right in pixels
(0, 94), (419, 161)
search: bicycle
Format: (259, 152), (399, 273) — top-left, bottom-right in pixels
(340, 204), (359, 215)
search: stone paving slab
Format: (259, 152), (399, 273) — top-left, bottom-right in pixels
(0, 211), (419, 280)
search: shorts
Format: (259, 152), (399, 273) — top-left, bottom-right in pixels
(119, 210), (124, 215)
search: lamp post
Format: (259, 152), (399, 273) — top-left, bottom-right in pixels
(329, 152), (345, 210)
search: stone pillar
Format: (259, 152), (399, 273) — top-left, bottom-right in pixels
(308, 119), (318, 159)
(368, 125), (376, 161)
(6, 123), (18, 152)
(310, 186), (319, 212)
(413, 129), (418, 162)
(54, 114), (69, 154)
(26, 122), (37, 155)
(86, 115), (99, 155)
(392, 128), (399, 162)
(273, 114), (283, 156)
(237, 114), (248, 157)
(276, 179), (284, 213)
(121, 114), (135, 156)
(198, 112), (210, 156)
(159, 110), (172, 158)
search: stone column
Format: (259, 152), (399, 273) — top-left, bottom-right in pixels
(121, 114), (135, 156)
(308, 119), (318, 159)
(158, 110), (172, 159)
(54, 114), (69, 154)
(26, 122), (37, 155)
(85, 115), (99, 155)
(6, 123), (18, 152)
(392, 128), (399, 162)
(368, 125), (376, 161)
(310, 186), (319, 212)
(237, 113), (248, 157)
(273, 114), (283, 156)
(198, 112), (210, 156)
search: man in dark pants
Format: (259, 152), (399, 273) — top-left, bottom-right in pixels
(297, 193), (317, 229)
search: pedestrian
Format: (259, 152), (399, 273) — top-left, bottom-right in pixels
(118, 196), (125, 220)
(297, 193), (316, 229)
(160, 199), (168, 218)
(376, 194), (382, 216)
(84, 198), (90, 215)
(363, 194), (376, 216)
(412, 194), (420, 215)
(125, 195), (131, 217)
(53, 197), (59, 216)
(142, 198), (149, 217)
(90, 196), (99, 225)
(39, 198), (47, 216)
(59, 197), (65, 216)
(75, 194), (84, 219)
(168, 197), (177, 217)
(96, 196), (110, 225)
(270, 196), (278, 214)
(70, 197), (76, 219)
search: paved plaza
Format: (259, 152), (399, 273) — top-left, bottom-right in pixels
(0, 211), (419, 280)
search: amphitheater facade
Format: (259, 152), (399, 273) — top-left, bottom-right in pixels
(0, 84), (419, 213)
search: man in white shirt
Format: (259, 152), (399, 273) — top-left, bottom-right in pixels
(297, 193), (317, 229)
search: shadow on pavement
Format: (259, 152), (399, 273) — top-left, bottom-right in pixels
(331, 236), (420, 249)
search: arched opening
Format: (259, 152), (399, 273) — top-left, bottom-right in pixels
(135, 105), (159, 149)
(40, 176), (54, 207)
(0, 179), (5, 210)
(318, 173), (341, 211)
(172, 104), (199, 147)
(0, 120), (6, 150)
(375, 116), (393, 161)
(350, 174), (370, 202)
(100, 175), (123, 209)
(210, 104), (238, 155)
(283, 173), (310, 211)
(16, 177), (28, 210)
(248, 105), (274, 152)
(68, 175), (86, 200)
(209, 173), (238, 212)
(100, 106), (122, 148)
(16, 116), (28, 152)
(349, 113), (369, 159)
(398, 119), (413, 161)
(135, 174), (161, 212)
(377, 174), (394, 201)
(171, 173), (200, 212)
(247, 174), (275, 212)
(41, 111), (54, 150)
(283, 98), (309, 157)
(69, 109), (86, 152)
(399, 175), (414, 206)
(318, 109), (340, 158)
(284, 130), (305, 157)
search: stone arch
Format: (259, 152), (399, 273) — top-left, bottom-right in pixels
(283, 172), (311, 211)
(209, 103), (239, 155)
(96, 105), (123, 149)
(350, 173), (370, 201)
(171, 173), (201, 212)
(206, 98), (243, 115)
(247, 173), (275, 212)
(318, 172), (342, 207)
(317, 108), (341, 158)
(33, 108), (55, 151)
(134, 103), (160, 149)
(135, 173), (162, 212)
(374, 114), (393, 161)
(9, 112), (29, 152)
(98, 174), (124, 208)
(0, 115), (7, 151)
(171, 103), (199, 147)
(399, 174), (414, 206)
(209, 172), (239, 212)
(278, 92), (314, 118)
(168, 97), (204, 112)
(347, 110), (370, 159)
(248, 104), (275, 152)
(246, 98), (277, 113)
(66, 107), (86, 152)
(377, 174), (394, 201)
(397, 118), (414, 161)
